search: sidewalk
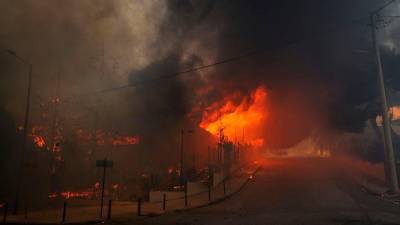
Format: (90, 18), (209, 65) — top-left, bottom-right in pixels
(332, 157), (400, 206)
(2, 165), (259, 224)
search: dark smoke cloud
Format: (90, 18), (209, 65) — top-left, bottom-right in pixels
(134, 0), (400, 154)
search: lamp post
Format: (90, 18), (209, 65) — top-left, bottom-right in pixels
(2, 49), (33, 214)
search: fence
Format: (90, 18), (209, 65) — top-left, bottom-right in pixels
(1, 165), (258, 224)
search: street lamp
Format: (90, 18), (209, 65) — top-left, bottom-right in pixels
(180, 128), (193, 185)
(2, 49), (33, 214)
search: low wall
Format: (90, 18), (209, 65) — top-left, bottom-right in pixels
(213, 171), (224, 187)
(187, 181), (208, 195)
(149, 191), (185, 203)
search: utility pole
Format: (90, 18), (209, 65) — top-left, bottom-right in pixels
(192, 141), (196, 171)
(207, 146), (211, 169)
(96, 158), (113, 217)
(14, 63), (32, 214)
(1, 50), (33, 214)
(1, 50), (33, 215)
(180, 129), (184, 185)
(370, 11), (399, 193)
(100, 162), (106, 217)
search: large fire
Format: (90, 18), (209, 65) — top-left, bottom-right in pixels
(199, 85), (268, 148)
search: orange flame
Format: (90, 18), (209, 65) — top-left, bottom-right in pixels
(29, 126), (47, 149)
(111, 135), (140, 145)
(33, 135), (46, 148)
(75, 129), (139, 146)
(48, 192), (58, 198)
(391, 106), (400, 121)
(48, 191), (94, 199)
(199, 85), (268, 147)
(61, 191), (92, 199)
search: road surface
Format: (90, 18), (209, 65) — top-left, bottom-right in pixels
(121, 158), (400, 225)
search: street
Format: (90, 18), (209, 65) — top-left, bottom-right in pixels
(125, 158), (400, 225)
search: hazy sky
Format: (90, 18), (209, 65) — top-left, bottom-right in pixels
(1, 0), (400, 153)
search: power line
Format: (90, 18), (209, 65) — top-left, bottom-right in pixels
(373, 0), (397, 14)
(98, 45), (292, 93)
(98, 18), (370, 94)
(381, 16), (400, 18)
(63, 6), (391, 101)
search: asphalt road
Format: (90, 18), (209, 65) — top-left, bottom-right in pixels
(124, 158), (400, 225)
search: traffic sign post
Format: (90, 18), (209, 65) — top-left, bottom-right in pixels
(96, 158), (113, 217)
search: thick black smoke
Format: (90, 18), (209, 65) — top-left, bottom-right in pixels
(209, 0), (378, 136)
(128, 0), (400, 157)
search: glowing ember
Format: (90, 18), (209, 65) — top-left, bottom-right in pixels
(391, 106), (400, 120)
(199, 85), (268, 147)
(111, 135), (140, 145)
(48, 192), (58, 198)
(48, 191), (94, 199)
(173, 185), (184, 191)
(76, 129), (139, 146)
(61, 191), (92, 199)
(29, 126), (47, 149)
(33, 135), (46, 148)
(376, 105), (400, 126)
(94, 181), (100, 189)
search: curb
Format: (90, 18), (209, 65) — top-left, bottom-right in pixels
(4, 167), (261, 225)
(360, 181), (388, 196)
(358, 180), (400, 208)
(171, 166), (261, 213)
(3, 220), (102, 225)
